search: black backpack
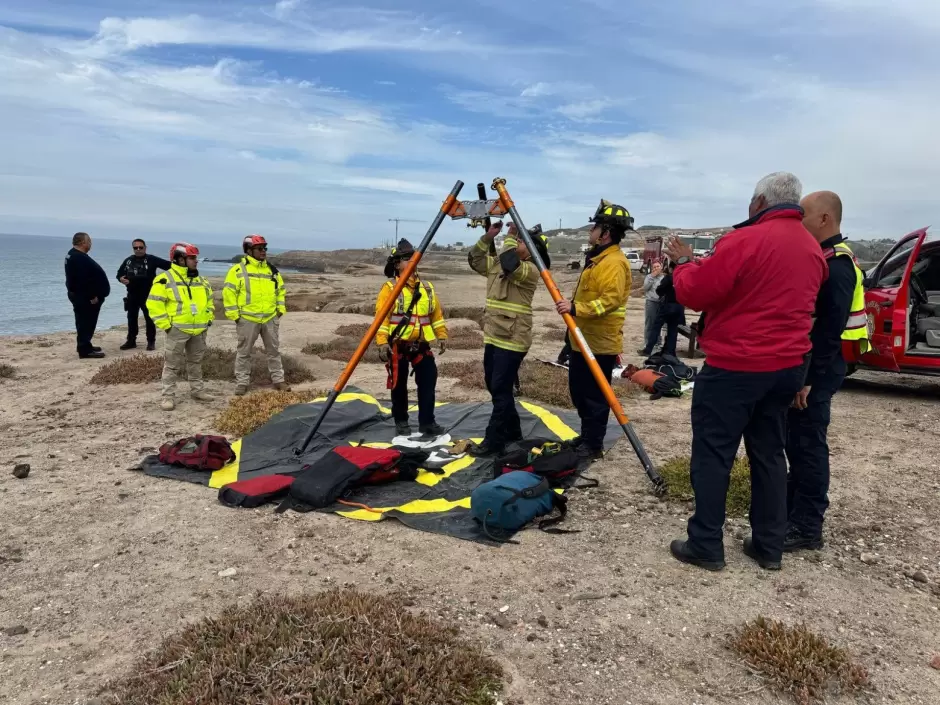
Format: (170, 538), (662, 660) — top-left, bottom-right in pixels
(494, 438), (598, 488)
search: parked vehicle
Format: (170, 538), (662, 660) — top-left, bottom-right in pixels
(623, 250), (643, 271)
(641, 237), (664, 274)
(843, 227), (940, 377)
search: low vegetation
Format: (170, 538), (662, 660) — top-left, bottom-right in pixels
(304, 324), (483, 364)
(445, 306), (485, 328)
(0, 363), (16, 380)
(728, 616), (870, 705)
(658, 455), (751, 516)
(438, 359), (640, 409)
(215, 389), (323, 437)
(100, 589), (504, 705)
(540, 327), (568, 342)
(90, 349), (314, 386)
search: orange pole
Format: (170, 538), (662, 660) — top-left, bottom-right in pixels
(491, 177), (663, 490)
(294, 180), (464, 455)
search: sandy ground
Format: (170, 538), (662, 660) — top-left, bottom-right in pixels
(1, 268), (939, 705)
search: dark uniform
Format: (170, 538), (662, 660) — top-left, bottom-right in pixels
(65, 248), (110, 358)
(117, 253), (172, 349)
(785, 234), (857, 548)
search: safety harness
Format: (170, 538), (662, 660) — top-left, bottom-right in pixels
(384, 283), (433, 389)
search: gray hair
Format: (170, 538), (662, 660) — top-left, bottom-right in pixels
(752, 172), (802, 208)
(72, 232), (90, 247)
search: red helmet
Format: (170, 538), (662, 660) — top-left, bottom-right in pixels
(169, 242), (199, 261)
(243, 234), (268, 252)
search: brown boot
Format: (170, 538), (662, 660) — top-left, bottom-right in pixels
(274, 382), (291, 391)
(234, 385), (248, 396)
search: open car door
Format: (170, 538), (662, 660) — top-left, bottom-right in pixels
(858, 228), (929, 371)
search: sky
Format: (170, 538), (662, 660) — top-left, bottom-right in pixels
(0, 0), (938, 249)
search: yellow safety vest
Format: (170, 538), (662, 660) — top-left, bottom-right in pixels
(826, 242), (871, 354)
(222, 256), (286, 324)
(384, 280), (439, 343)
(147, 264), (215, 335)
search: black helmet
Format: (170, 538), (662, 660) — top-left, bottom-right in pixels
(384, 238), (416, 278)
(589, 199), (634, 231)
(528, 224), (551, 269)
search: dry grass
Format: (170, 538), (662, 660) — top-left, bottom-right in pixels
(303, 337), (384, 364)
(438, 359), (640, 409)
(728, 616), (870, 705)
(658, 455), (751, 516)
(445, 306), (485, 328)
(540, 327), (569, 342)
(100, 589), (504, 705)
(0, 363), (16, 380)
(90, 349), (314, 386)
(215, 389), (325, 437)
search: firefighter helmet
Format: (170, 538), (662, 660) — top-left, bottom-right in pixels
(242, 234), (268, 252)
(169, 242), (200, 261)
(589, 199), (634, 231)
(384, 238), (416, 278)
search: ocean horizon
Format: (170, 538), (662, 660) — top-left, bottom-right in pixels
(0, 233), (262, 336)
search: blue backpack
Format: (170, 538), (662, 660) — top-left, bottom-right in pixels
(470, 471), (573, 542)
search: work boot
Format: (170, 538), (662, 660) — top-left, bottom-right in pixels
(468, 440), (501, 458)
(669, 539), (725, 572)
(419, 422), (445, 437)
(146, 341), (156, 351)
(234, 385), (248, 396)
(636, 347), (650, 356)
(160, 397), (175, 411)
(191, 390), (214, 402)
(274, 382), (292, 391)
(577, 445), (604, 463)
(120, 341), (137, 350)
(79, 351), (105, 359)
(92, 346), (102, 353)
(783, 527), (824, 552)
(395, 421), (412, 436)
(743, 537), (782, 571)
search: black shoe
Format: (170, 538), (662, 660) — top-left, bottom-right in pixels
(419, 422), (445, 437)
(120, 341), (137, 350)
(146, 342), (156, 351)
(576, 445), (604, 463)
(468, 440), (502, 458)
(743, 537), (782, 571)
(636, 348), (650, 356)
(394, 421), (412, 436)
(783, 528), (824, 553)
(92, 346), (102, 352)
(670, 539), (725, 571)
(79, 351), (105, 359)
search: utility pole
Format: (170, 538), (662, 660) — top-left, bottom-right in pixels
(388, 217), (423, 242)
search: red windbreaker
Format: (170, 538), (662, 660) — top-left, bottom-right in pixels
(673, 206), (827, 373)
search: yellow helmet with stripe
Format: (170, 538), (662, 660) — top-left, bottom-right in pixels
(589, 199), (635, 231)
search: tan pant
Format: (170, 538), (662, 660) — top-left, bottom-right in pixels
(162, 328), (207, 397)
(235, 318), (285, 386)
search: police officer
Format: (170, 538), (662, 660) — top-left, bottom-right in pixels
(466, 221), (549, 456)
(147, 243), (215, 411)
(785, 190), (869, 551)
(117, 239), (171, 351)
(375, 239), (448, 437)
(223, 234), (288, 396)
(554, 200), (633, 461)
(65, 232), (110, 359)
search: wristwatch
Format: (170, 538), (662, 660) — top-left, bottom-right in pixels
(676, 256), (693, 266)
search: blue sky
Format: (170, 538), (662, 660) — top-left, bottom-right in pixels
(0, 0), (938, 248)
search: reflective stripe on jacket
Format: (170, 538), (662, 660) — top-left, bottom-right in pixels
(147, 264), (215, 336)
(825, 242), (871, 353)
(571, 244), (631, 355)
(222, 256), (286, 323)
(375, 277), (447, 345)
(468, 235), (540, 353)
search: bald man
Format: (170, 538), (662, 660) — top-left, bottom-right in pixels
(785, 190), (861, 552)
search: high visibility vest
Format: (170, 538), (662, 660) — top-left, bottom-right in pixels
(824, 242), (871, 353)
(387, 280), (438, 343)
(147, 264), (215, 335)
(222, 256), (285, 324)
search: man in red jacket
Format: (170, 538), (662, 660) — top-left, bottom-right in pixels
(664, 172), (828, 572)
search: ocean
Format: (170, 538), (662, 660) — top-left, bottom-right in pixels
(0, 233), (251, 336)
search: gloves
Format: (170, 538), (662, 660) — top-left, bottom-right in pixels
(439, 340), (447, 354)
(378, 344), (392, 362)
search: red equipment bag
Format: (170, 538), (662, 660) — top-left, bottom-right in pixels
(218, 474), (295, 508)
(158, 435), (236, 471)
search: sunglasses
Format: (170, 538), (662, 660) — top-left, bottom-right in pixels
(133, 246), (145, 250)
(253, 245), (268, 251)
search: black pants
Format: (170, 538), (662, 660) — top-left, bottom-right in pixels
(70, 297), (102, 356)
(644, 303), (685, 356)
(391, 346), (437, 427)
(568, 351), (617, 451)
(687, 363), (805, 563)
(483, 344), (526, 449)
(785, 380), (841, 538)
(126, 292), (156, 345)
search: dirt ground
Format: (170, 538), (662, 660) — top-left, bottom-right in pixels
(1, 266), (939, 705)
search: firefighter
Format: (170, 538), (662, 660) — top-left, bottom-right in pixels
(554, 200), (633, 461)
(785, 190), (870, 551)
(223, 234), (288, 396)
(147, 243), (215, 411)
(466, 221), (549, 456)
(375, 239), (448, 437)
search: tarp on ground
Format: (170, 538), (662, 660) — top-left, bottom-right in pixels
(141, 387), (620, 543)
